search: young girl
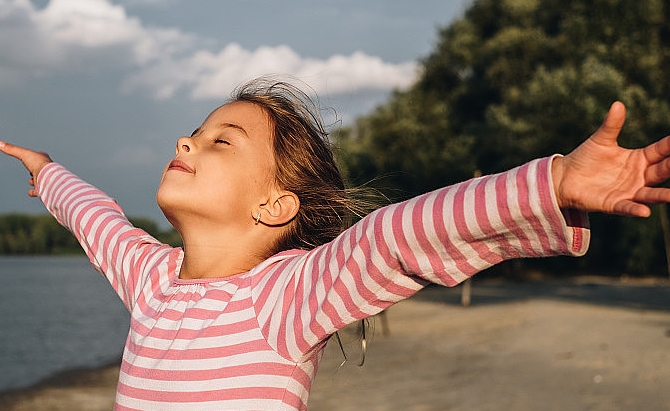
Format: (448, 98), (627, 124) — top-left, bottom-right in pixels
(3, 78), (670, 411)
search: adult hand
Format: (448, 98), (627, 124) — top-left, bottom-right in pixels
(552, 102), (670, 217)
(0, 141), (53, 197)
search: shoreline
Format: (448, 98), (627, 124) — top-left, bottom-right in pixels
(0, 360), (121, 411)
(3, 276), (670, 411)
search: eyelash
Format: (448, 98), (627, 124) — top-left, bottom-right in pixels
(214, 139), (230, 145)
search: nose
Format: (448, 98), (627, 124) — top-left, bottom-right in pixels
(176, 136), (192, 155)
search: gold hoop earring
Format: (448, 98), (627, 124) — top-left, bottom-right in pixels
(255, 212), (261, 225)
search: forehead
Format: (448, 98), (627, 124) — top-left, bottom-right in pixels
(203, 101), (272, 138)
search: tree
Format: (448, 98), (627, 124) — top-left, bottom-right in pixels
(0, 214), (81, 254)
(0, 214), (182, 255)
(335, 0), (670, 275)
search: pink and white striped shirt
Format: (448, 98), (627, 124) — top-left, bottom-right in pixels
(36, 156), (589, 410)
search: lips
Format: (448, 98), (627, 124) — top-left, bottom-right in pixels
(168, 159), (195, 174)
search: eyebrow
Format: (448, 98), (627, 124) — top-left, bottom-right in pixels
(218, 122), (249, 137)
(190, 123), (249, 138)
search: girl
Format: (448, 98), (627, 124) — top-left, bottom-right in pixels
(3, 78), (670, 411)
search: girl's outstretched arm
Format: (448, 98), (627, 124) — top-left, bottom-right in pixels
(553, 101), (670, 217)
(0, 141), (52, 197)
(0, 140), (174, 311)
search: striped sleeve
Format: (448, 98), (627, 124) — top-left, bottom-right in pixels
(35, 163), (174, 311)
(254, 156), (590, 361)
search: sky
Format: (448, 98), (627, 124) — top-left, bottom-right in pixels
(0, 0), (471, 227)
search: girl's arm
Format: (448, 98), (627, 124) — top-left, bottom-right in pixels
(254, 101), (670, 362)
(254, 155), (587, 362)
(0, 142), (174, 311)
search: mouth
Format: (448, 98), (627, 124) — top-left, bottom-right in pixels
(167, 159), (195, 174)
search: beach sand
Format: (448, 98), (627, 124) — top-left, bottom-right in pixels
(2, 276), (670, 411)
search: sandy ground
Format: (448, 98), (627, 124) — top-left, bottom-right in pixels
(2, 276), (670, 411)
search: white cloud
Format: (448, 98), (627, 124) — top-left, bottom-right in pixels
(0, 0), (419, 99)
(123, 43), (419, 100)
(0, 0), (194, 75)
(36, 0), (141, 47)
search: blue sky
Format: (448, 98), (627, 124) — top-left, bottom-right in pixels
(0, 0), (471, 226)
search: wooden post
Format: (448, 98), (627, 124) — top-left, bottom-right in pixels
(461, 278), (472, 307)
(659, 203), (670, 280)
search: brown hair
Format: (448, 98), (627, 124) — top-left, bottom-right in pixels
(231, 77), (371, 253)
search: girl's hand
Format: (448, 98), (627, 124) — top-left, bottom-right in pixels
(552, 102), (670, 217)
(0, 141), (53, 197)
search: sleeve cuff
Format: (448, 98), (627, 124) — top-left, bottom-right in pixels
(545, 154), (590, 256)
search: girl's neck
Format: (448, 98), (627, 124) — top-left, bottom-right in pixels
(177, 240), (264, 279)
(174, 223), (273, 280)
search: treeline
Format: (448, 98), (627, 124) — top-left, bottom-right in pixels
(0, 214), (182, 255)
(335, 0), (670, 276)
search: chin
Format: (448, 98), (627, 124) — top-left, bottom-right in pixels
(156, 187), (179, 222)
(156, 188), (199, 232)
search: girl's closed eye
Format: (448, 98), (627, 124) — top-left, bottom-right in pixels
(215, 139), (230, 145)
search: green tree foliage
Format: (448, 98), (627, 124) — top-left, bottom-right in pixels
(335, 0), (670, 275)
(0, 214), (182, 255)
(0, 214), (81, 254)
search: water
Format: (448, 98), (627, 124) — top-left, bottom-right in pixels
(0, 256), (130, 391)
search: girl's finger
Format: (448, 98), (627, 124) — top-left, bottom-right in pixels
(634, 186), (670, 205)
(0, 141), (28, 160)
(612, 200), (650, 218)
(644, 156), (670, 186)
(643, 135), (670, 165)
(589, 102), (626, 146)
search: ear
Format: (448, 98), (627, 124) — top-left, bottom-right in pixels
(257, 189), (300, 226)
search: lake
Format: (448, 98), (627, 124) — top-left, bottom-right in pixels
(0, 256), (130, 391)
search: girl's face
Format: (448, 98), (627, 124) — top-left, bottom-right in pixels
(156, 101), (276, 229)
